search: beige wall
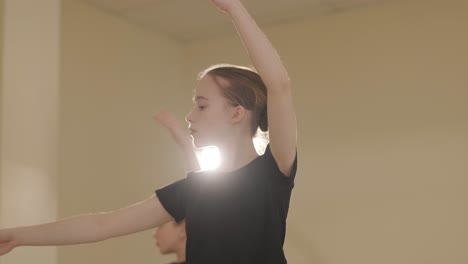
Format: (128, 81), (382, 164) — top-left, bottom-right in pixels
(59, 0), (185, 263)
(0, 0), (3, 249)
(184, 0), (468, 263)
(1, 0), (465, 264)
(1, 0), (60, 263)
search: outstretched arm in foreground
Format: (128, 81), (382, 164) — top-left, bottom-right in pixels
(0, 194), (172, 256)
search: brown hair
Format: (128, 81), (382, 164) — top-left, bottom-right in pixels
(198, 64), (268, 135)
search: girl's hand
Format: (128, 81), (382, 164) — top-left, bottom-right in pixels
(153, 109), (200, 172)
(0, 230), (17, 256)
(153, 109), (192, 148)
(210, 0), (241, 14)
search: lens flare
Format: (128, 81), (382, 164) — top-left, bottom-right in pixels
(197, 146), (221, 171)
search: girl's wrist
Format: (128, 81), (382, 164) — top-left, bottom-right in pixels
(181, 141), (195, 151)
(9, 228), (21, 247)
(225, 1), (243, 16)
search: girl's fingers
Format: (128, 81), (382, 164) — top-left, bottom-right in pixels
(152, 110), (177, 128)
(0, 243), (14, 256)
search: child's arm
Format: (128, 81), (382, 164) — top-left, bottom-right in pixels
(0, 194), (172, 255)
(153, 109), (201, 173)
(211, 0), (297, 176)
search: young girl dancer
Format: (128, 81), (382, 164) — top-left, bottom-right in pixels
(0, 1), (298, 263)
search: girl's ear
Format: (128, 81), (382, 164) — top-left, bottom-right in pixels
(231, 105), (246, 124)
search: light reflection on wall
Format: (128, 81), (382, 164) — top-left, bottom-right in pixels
(1, 161), (57, 225)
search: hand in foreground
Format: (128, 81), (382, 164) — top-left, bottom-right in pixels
(0, 230), (17, 256)
(153, 109), (192, 149)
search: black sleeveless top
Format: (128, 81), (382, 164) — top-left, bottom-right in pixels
(156, 145), (297, 264)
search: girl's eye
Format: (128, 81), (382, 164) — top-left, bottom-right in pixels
(198, 105), (206, 110)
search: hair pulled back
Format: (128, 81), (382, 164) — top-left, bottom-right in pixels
(198, 64), (268, 135)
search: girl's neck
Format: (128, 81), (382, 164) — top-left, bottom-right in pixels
(175, 244), (186, 263)
(215, 137), (258, 173)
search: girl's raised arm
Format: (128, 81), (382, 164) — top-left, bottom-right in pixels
(211, 0), (297, 176)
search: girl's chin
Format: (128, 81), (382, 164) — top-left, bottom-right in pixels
(193, 140), (208, 149)
(192, 137), (213, 149)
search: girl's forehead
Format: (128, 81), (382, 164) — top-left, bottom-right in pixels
(194, 76), (224, 98)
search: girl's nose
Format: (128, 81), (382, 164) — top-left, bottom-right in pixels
(185, 111), (193, 123)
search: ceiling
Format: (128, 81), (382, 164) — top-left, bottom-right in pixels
(80, 0), (390, 42)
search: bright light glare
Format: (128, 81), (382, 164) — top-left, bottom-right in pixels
(253, 129), (269, 155)
(197, 146), (221, 171)
(253, 136), (267, 155)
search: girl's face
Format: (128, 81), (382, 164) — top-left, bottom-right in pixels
(153, 221), (184, 254)
(186, 75), (235, 148)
